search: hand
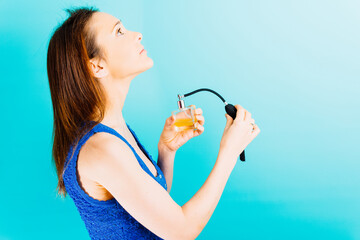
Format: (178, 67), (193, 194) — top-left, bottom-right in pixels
(158, 105), (205, 153)
(220, 104), (260, 161)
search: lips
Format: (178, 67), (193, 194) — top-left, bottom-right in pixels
(140, 48), (144, 54)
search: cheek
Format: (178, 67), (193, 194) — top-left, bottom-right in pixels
(107, 46), (140, 76)
(123, 47), (139, 65)
(107, 46), (125, 66)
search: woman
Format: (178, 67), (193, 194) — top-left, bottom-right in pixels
(47, 6), (260, 240)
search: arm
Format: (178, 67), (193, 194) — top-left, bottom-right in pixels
(157, 144), (176, 193)
(181, 150), (235, 238)
(85, 132), (235, 240)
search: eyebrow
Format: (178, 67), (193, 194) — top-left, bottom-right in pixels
(112, 20), (122, 32)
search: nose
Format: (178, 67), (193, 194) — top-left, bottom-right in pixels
(137, 32), (142, 41)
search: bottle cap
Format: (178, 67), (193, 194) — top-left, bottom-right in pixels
(177, 94), (185, 109)
(177, 99), (185, 109)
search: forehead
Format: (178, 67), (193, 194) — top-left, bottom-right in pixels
(89, 12), (120, 36)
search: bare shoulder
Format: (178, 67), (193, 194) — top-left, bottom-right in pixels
(77, 131), (132, 180)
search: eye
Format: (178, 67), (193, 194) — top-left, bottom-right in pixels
(116, 27), (125, 36)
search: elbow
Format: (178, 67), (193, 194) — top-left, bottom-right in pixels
(175, 210), (202, 240)
(175, 229), (196, 240)
(178, 225), (201, 240)
(167, 224), (194, 240)
(185, 223), (203, 240)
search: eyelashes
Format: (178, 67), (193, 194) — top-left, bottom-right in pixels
(116, 27), (125, 36)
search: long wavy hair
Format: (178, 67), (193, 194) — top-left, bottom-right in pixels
(47, 6), (108, 197)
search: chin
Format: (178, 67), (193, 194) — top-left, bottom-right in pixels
(144, 57), (154, 70)
(135, 59), (154, 75)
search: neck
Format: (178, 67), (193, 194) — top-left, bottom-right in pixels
(100, 75), (134, 131)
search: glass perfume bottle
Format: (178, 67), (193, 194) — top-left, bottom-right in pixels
(171, 94), (197, 132)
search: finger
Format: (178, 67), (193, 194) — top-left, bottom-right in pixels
(244, 110), (252, 122)
(234, 105), (245, 122)
(194, 122), (204, 135)
(195, 115), (205, 125)
(224, 113), (233, 130)
(195, 108), (203, 115)
(250, 124), (260, 138)
(166, 115), (175, 126)
(197, 124), (204, 135)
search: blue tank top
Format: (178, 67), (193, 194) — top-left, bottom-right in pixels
(63, 121), (167, 240)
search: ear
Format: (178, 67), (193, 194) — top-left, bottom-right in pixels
(89, 58), (109, 79)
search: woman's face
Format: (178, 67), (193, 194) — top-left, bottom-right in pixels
(88, 12), (153, 79)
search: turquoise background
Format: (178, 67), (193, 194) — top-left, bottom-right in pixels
(1, 0), (359, 239)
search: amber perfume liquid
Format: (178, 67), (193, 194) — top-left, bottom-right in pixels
(171, 105), (197, 132)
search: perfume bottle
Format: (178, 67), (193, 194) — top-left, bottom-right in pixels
(171, 94), (197, 132)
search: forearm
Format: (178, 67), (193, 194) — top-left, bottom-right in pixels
(157, 144), (176, 193)
(181, 149), (236, 240)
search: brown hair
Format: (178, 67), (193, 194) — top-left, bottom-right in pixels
(47, 6), (107, 197)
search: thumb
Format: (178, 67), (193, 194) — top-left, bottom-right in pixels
(166, 115), (175, 126)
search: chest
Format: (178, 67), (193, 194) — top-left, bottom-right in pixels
(124, 130), (158, 177)
(77, 133), (158, 201)
(128, 140), (158, 177)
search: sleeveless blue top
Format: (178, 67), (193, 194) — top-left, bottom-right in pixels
(63, 121), (167, 240)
